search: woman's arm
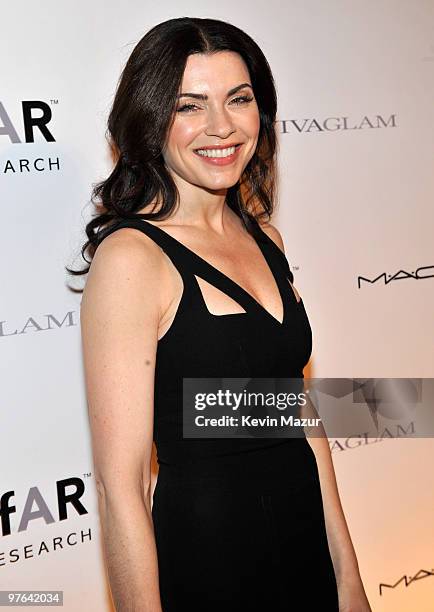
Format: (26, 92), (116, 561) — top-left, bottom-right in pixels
(80, 228), (170, 612)
(303, 399), (371, 611)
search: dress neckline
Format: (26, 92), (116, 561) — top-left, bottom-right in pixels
(136, 218), (290, 327)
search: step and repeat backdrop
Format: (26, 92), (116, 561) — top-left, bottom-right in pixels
(1, 1), (433, 610)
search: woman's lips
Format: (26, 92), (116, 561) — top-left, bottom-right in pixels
(193, 144), (243, 166)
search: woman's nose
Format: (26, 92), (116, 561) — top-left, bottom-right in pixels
(205, 107), (235, 138)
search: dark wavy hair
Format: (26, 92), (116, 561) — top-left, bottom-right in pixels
(66, 16), (279, 282)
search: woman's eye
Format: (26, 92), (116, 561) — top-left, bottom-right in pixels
(231, 95), (254, 105)
(176, 95), (254, 114)
(176, 103), (198, 113)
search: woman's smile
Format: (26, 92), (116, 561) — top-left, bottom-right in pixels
(193, 143), (243, 165)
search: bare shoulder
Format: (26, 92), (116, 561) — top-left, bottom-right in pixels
(81, 226), (170, 320)
(88, 225), (164, 278)
(257, 219), (285, 254)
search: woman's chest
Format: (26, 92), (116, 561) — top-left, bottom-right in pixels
(155, 300), (312, 381)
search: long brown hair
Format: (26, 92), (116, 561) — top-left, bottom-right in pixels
(66, 16), (279, 283)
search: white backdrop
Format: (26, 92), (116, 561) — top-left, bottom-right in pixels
(1, 1), (433, 610)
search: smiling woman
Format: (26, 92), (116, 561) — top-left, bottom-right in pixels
(68, 15), (371, 612)
(160, 52), (260, 190)
(177, 83), (255, 164)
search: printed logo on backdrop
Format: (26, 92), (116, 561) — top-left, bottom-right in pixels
(379, 567), (434, 596)
(329, 423), (415, 453)
(276, 114), (397, 134)
(0, 474), (93, 567)
(358, 264), (434, 288)
(0, 100), (59, 174)
(0, 311), (76, 339)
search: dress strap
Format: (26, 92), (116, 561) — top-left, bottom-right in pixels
(250, 217), (294, 284)
(97, 217), (194, 282)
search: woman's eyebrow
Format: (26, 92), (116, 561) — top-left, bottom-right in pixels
(176, 83), (253, 101)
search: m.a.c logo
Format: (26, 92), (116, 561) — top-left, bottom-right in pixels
(358, 265), (434, 288)
(379, 567), (434, 595)
(0, 100), (56, 143)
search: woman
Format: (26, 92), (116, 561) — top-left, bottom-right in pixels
(71, 17), (371, 612)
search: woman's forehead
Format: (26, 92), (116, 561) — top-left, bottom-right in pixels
(181, 52), (249, 89)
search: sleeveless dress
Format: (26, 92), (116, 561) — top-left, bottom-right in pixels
(99, 216), (339, 612)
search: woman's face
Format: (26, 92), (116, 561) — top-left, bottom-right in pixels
(162, 51), (260, 192)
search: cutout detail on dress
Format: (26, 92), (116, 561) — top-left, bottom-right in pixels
(287, 278), (302, 303)
(194, 275), (247, 316)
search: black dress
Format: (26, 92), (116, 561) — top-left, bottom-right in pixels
(100, 217), (339, 612)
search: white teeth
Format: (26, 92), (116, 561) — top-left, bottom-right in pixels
(196, 146), (237, 158)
